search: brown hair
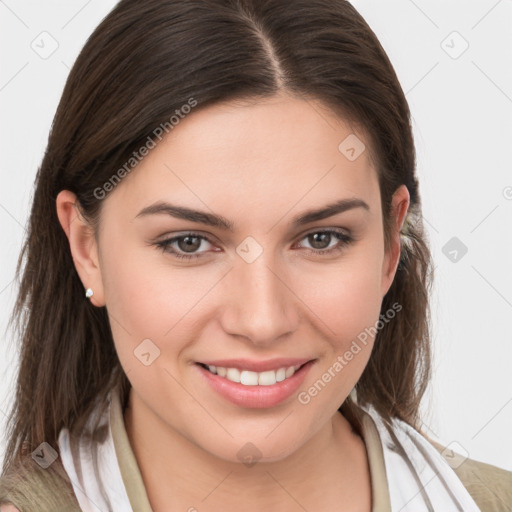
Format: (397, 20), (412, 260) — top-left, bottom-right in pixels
(2, 0), (433, 475)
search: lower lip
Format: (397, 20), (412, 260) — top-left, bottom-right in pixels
(196, 361), (315, 409)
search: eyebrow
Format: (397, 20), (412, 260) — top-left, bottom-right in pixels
(134, 198), (370, 231)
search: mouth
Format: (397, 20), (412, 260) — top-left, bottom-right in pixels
(195, 359), (316, 409)
(196, 361), (310, 386)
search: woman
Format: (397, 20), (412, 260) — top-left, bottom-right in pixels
(1, 0), (510, 510)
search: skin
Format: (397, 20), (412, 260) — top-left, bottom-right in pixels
(57, 92), (409, 511)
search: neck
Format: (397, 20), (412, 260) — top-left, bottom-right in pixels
(124, 387), (371, 512)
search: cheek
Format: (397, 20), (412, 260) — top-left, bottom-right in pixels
(300, 245), (385, 343)
(99, 237), (222, 371)
(294, 245), (385, 394)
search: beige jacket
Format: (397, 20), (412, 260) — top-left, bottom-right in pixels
(1, 386), (511, 511)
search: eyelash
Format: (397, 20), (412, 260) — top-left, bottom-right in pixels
(154, 229), (354, 260)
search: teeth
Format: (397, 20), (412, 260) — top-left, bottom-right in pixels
(240, 370), (258, 385)
(204, 364), (302, 386)
(226, 367), (241, 382)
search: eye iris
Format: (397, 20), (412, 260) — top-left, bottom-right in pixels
(309, 232), (331, 250)
(178, 235), (201, 253)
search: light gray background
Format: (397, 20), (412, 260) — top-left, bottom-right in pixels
(1, 0), (511, 472)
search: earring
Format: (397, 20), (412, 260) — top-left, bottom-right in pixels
(85, 288), (94, 298)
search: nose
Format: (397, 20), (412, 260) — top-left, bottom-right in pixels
(220, 252), (300, 346)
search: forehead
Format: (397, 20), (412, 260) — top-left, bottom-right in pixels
(104, 94), (380, 223)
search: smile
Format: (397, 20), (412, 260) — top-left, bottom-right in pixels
(195, 359), (315, 408)
(199, 363), (303, 386)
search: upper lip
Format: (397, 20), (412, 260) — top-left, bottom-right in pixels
(198, 357), (314, 372)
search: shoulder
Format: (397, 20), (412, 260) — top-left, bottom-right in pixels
(429, 439), (512, 512)
(0, 455), (81, 512)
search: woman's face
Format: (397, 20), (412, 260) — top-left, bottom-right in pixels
(78, 93), (408, 463)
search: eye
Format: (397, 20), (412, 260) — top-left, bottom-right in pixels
(155, 232), (214, 260)
(154, 228), (354, 261)
(296, 229), (353, 256)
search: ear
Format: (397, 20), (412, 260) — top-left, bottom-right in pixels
(56, 190), (105, 307)
(380, 184), (410, 298)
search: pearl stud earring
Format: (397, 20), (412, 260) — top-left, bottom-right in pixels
(85, 288), (94, 298)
